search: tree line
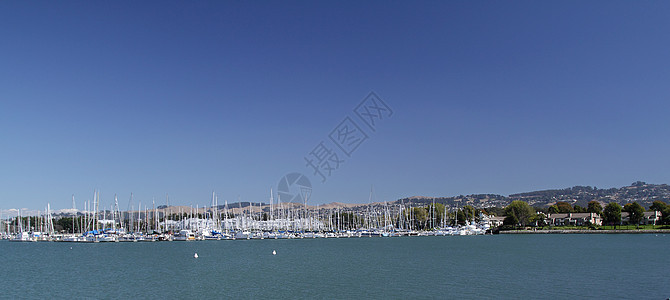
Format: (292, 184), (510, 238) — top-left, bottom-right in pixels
(502, 200), (670, 229)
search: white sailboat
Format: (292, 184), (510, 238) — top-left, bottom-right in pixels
(11, 209), (34, 242)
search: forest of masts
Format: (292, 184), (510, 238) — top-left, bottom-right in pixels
(1, 191), (483, 236)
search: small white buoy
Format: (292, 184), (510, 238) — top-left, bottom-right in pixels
(194, 253), (199, 258)
(272, 250), (276, 255)
(70, 247), (72, 250)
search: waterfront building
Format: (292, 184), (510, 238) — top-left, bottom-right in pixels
(620, 211), (661, 225)
(546, 213), (602, 226)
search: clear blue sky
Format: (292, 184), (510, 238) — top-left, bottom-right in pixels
(2, 1), (670, 211)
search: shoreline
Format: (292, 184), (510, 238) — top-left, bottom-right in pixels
(499, 229), (668, 234)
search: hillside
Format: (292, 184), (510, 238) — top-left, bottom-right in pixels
(395, 181), (670, 209)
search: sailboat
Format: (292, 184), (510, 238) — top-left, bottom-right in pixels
(10, 209), (33, 242)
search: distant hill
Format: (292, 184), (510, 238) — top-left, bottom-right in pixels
(394, 181), (670, 209)
(394, 194), (507, 209)
(49, 182), (670, 217)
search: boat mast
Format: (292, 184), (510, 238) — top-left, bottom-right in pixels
(92, 190), (96, 232)
(166, 193), (170, 233)
(269, 188), (273, 225)
(151, 198), (155, 233)
(137, 200), (141, 233)
(224, 199), (229, 234)
(18, 209), (22, 234)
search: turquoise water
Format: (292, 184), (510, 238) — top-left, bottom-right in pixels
(1, 234), (668, 299)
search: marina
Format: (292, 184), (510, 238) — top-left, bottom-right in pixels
(3, 1), (669, 299)
(1, 191), (492, 243)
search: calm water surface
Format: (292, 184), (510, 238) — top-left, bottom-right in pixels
(2, 234), (668, 299)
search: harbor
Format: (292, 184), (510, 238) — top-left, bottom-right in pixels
(1, 191), (492, 243)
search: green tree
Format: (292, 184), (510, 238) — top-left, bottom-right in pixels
(548, 205), (559, 214)
(603, 203), (622, 228)
(573, 205), (586, 213)
(463, 205), (476, 221)
(456, 210), (466, 225)
(556, 202), (573, 213)
(587, 201), (603, 215)
(412, 207), (427, 230)
(649, 200), (667, 212)
(504, 201), (535, 228)
(663, 207), (670, 225)
(623, 202), (645, 228)
(56, 217), (81, 233)
(455, 205), (476, 225)
(649, 201), (669, 225)
(530, 212), (546, 227)
(425, 203), (446, 228)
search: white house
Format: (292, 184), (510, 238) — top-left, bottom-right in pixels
(546, 213), (602, 226)
(621, 211), (661, 225)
